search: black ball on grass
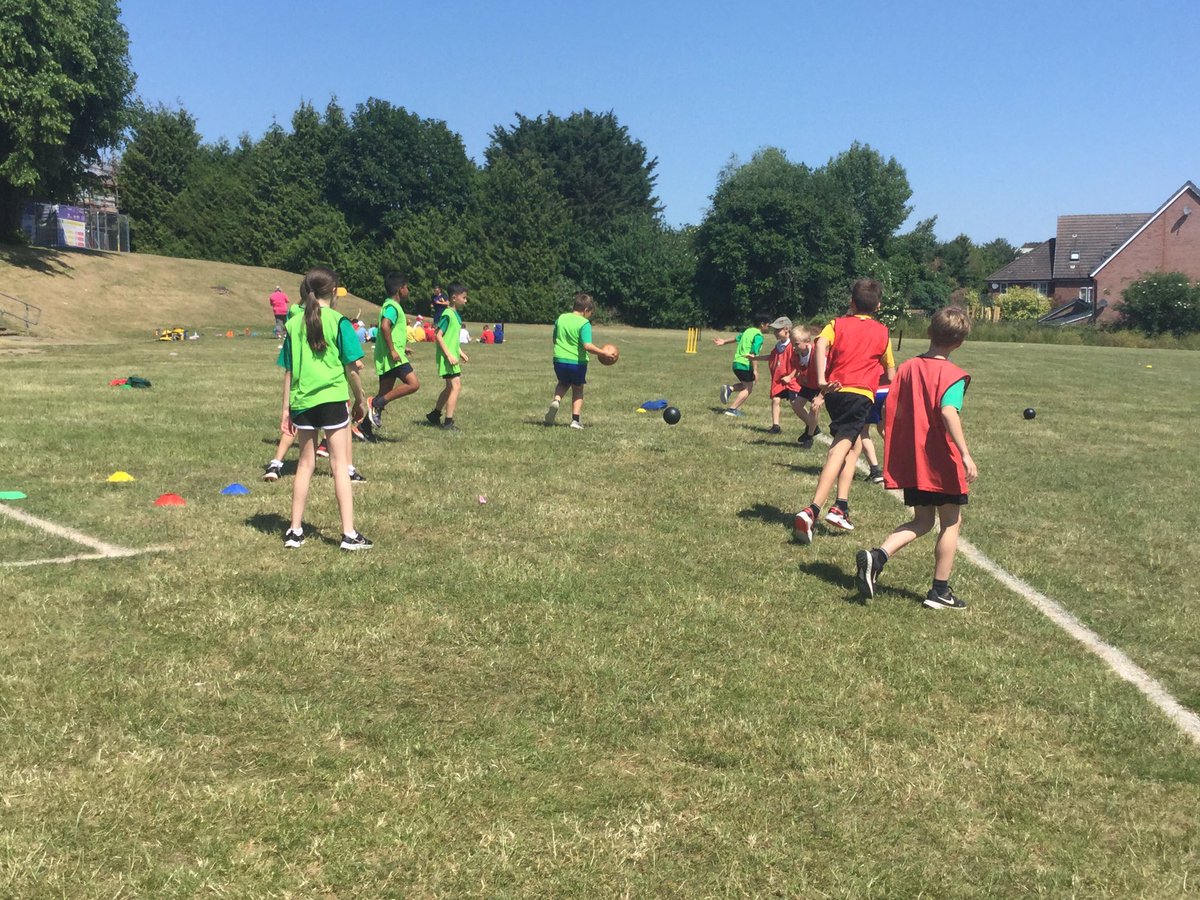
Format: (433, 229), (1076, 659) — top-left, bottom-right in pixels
(1023, 407), (1037, 420)
(663, 406), (682, 425)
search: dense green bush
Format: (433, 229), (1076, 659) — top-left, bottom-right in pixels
(996, 286), (1051, 321)
(1118, 272), (1200, 336)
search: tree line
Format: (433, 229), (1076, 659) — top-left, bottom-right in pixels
(2, 1), (1019, 327)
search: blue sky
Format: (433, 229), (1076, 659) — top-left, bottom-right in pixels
(120, 0), (1197, 245)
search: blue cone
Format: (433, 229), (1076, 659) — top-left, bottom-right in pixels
(220, 483), (250, 496)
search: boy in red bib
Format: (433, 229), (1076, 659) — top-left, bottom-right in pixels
(793, 279), (895, 542)
(855, 306), (978, 609)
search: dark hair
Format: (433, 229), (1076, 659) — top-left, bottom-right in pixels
(447, 283), (467, 299)
(850, 278), (883, 313)
(929, 305), (972, 345)
(753, 311), (772, 326)
(572, 292), (595, 313)
(384, 272), (408, 296)
(300, 267), (337, 353)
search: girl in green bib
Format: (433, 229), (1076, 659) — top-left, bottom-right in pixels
(278, 267), (372, 551)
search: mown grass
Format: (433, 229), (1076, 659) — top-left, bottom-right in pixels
(1, 325), (1198, 897)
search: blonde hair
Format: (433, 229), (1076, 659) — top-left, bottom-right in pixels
(790, 324), (814, 342)
(929, 305), (972, 345)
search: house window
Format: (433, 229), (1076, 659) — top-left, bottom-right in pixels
(1069, 251), (1080, 261)
(1080, 287), (1094, 303)
(1033, 282), (1049, 295)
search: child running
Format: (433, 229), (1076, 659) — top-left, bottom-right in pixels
(365, 272), (420, 432)
(793, 279), (895, 543)
(278, 267), (372, 551)
(426, 283), (469, 431)
(744, 317), (798, 434)
(713, 313), (775, 417)
(859, 384), (890, 484)
(544, 292), (607, 429)
(855, 306), (977, 609)
(790, 325), (824, 448)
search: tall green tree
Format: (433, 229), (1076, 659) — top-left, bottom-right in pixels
(485, 109), (659, 233)
(328, 98), (474, 238)
(824, 142), (912, 252)
(0, 0), (135, 234)
(119, 104), (203, 252)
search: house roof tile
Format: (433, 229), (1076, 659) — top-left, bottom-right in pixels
(989, 239), (1054, 283)
(1053, 214), (1149, 276)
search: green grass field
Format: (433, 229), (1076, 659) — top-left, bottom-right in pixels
(2, 324), (1199, 897)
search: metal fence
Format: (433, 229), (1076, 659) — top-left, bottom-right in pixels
(21, 202), (130, 252)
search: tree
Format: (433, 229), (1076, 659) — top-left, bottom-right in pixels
(823, 142), (912, 252)
(1119, 273), (1200, 336)
(0, 0), (136, 234)
(328, 98), (474, 238)
(485, 109), (659, 233)
(996, 286), (1050, 321)
(119, 104), (203, 252)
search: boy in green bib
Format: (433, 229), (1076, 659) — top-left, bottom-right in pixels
(426, 284), (469, 431)
(365, 272), (420, 431)
(544, 292), (607, 429)
(712, 312), (773, 417)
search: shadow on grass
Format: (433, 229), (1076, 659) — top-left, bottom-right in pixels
(737, 502), (794, 529)
(778, 460), (824, 476)
(245, 512), (341, 547)
(0, 245), (91, 276)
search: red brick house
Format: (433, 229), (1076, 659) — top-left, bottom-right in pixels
(987, 181), (1200, 324)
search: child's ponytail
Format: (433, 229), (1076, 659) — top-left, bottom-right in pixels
(299, 267), (338, 353)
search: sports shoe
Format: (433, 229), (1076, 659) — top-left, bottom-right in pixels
(867, 465), (884, 485)
(570, 420), (583, 430)
(351, 423), (373, 443)
(544, 399), (560, 426)
(768, 424), (782, 434)
(367, 398), (382, 429)
(720, 384), (733, 405)
(348, 467), (366, 483)
(723, 408), (744, 417)
(339, 531), (373, 551)
(824, 507), (854, 531)
(262, 460), (283, 482)
(425, 410), (442, 426)
(283, 528), (304, 549)
(797, 432), (814, 449)
(793, 508), (815, 544)
(855, 549), (877, 601)
(923, 587), (967, 610)
(441, 421), (460, 432)
(315, 443), (329, 458)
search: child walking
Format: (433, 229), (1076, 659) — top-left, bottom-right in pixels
(365, 272), (420, 432)
(545, 292), (607, 430)
(713, 313), (775, 417)
(278, 267), (372, 551)
(793, 279), (895, 543)
(855, 306), (977, 608)
(426, 284), (469, 431)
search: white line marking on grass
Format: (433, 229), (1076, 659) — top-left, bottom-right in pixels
(818, 437), (1200, 746)
(0, 503), (169, 568)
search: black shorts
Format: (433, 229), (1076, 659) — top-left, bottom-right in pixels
(291, 400), (350, 431)
(274, 314), (287, 327)
(774, 388), (800, 401)
(732, 365), (755, 383)
(797, 385), (820, 401)
(903, 488), (969, 507)
(381, 362), (414, 380)
(824, 391), (874, 440)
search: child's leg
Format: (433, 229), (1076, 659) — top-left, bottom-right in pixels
(799, 400), (818, 434)
(810, 436), (855, 509)
(570, 384), (585, 418)
(729, 380), (753, 409)
(551, 381), (569, 405)
(378, 370), (420, 405)
(879, 504), (937, 558)
(271, 429), (296, 462)
(434, 377), (452, 413)
(860, 426), (880, 468)
(933, 504), (963, 582)
(442, 375), (462, 419)
(289, 431), (318, 532)
(835, 435), (864, 501)
(770, 396), (781, 426)
(326, 425), (356, 536)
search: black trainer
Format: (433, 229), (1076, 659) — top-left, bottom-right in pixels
(262, 460), (283, 482)
(425, 410), (442, 426)
(283, 528), (304, 549)
(441, 421), (460, 432)
(797, 432), (814, 449)
(868, 465), (885, 484)
(923, 587), (967, 610)
(768, 424), (782, 434)
(348, 467), (366, 483)
(855, 549), (877, 601)
(340, 531), (373, 551)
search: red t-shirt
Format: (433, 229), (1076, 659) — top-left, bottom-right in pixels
(883, 355), (971, 494)
(825, 315), (891, 395)
(768, 342), (800, 396)
(795, 347), (820, 390)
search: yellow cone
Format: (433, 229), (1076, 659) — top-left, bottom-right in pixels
(107, 471), (135, 483)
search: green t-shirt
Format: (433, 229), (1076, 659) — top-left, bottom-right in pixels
(436, 307), (463, 377)
(278, 306), (364, 412)
(940, 378), (967, 411)
(374, 298), (409, 375)
(734, 327), (763, 369)
(288, 303), (303, 319)
(552, 311), (593, 363)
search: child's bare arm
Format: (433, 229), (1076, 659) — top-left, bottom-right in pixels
(381, 317), (401, 362)
(434, 331), (459, 366)
(815, 337), (838, 391)
(345, 364), (366, 421)
(941, 406), (977, 483)
(281, 371), (295, 435)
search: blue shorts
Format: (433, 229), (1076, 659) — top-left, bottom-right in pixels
(554, 360), (587, 386)
(866, 389), (889, 426)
